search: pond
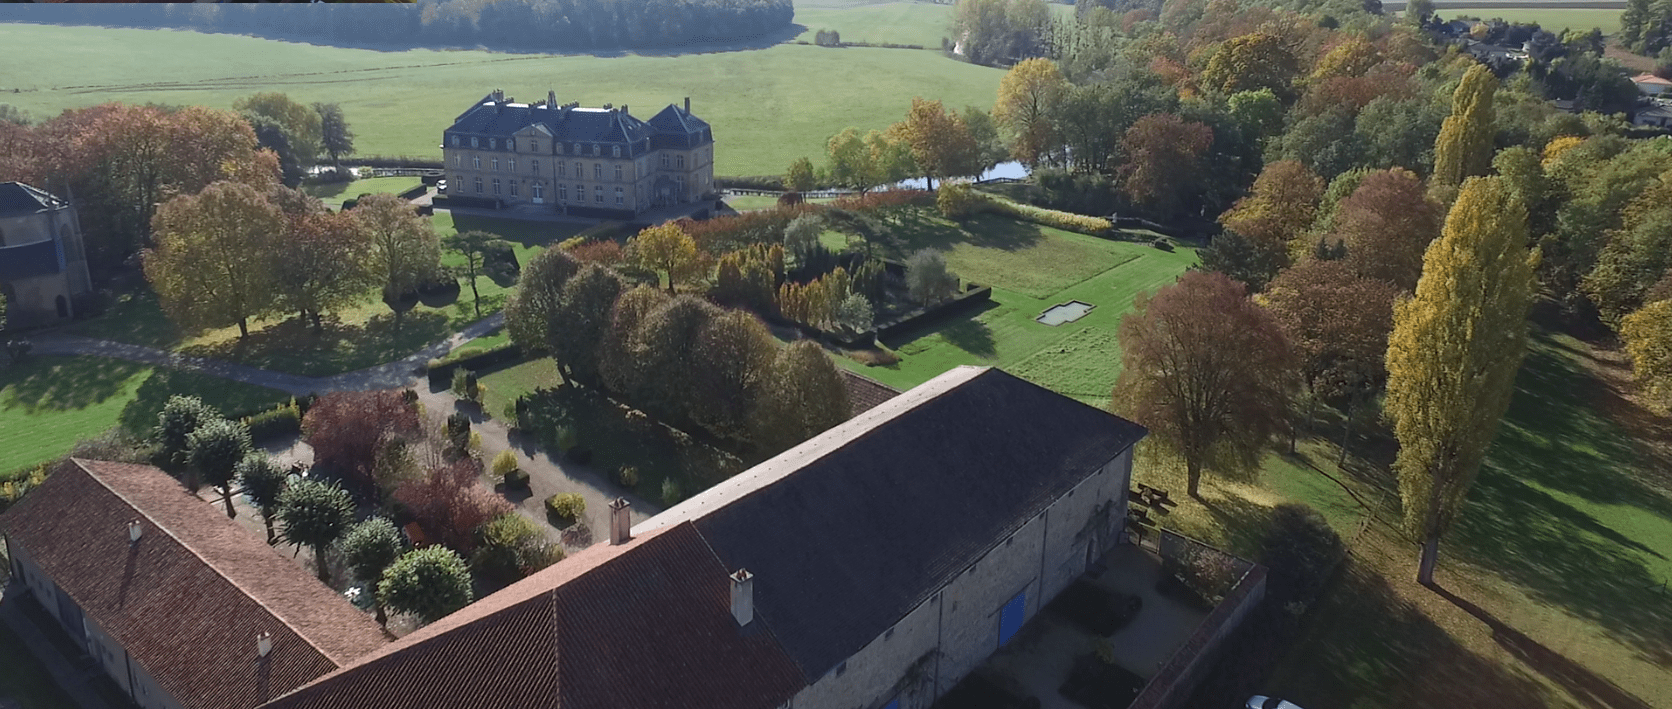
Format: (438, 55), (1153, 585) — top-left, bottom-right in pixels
(1037, 300), (1095, 326)
(895, 160), (1029, 190)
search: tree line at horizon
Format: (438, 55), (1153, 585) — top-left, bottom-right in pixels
(0, 0), (795, 52)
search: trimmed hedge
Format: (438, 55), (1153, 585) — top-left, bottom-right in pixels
(397, 184), (428, 200)
(427, 343), (525, 386)
(716, 175), (787, 192)
(240, 403), (302, 441)
(979, 192), (1113, 234)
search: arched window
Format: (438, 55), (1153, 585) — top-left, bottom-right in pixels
(471, 137), (479, 148)
(613, 146), (621, 158)
(451, 135), (460, 147)
(591, 144), (599, 156)
(508, 139), (516, 151)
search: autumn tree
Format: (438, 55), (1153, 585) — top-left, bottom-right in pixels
(1119, 113), (1213, 219)
(275, 208), (375, 329)
(1432, 65), (1499, 190)
(302, 390), (421, 493)
(1621, 300), (1672, 413)
(379, 546), (473, 625)
(354, 193), (442, 331)
(1385, 177), (1538, 585)
(629, 296), (723, 420)
(278, 478), (357, 583)
(235, 92), (323, 166)
(237, 454), (289, 544)
(444, 230), (509, 317)
(1309, 35), (1381, 84)
(1218, 160), (1324, 267)
(1110, 271), (1295, 499)
(890, 98), (981, 190)
(752, 339), (852, 455)
(313, 102), (355, 168)
(393, 458), (511, 555)
(827, 128), (914, 194)
(188, 418), (254, 519)
(549, 264), (627, 385)
(689, 310), (780, 442)
(993, 58), (1068, 166)
(145, 180), (285, 339)
(504, 245), (581, 353)
(784, 156), (818, 193)
(1263, 260), (1400, 457)
(1331, 168), (1443, 292)
(628, 223), (706, 293)
(337, 517), (405, 625)
(600, 286), (673, 395)
(1201, 32), (1300, 98)
(1583, 178), (1672, 325)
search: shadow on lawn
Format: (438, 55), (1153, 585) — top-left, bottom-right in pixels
(449, 213), (590, 249)
(115, 368), (290, 435)
(1274, 560), (1556, 709)
(0, 356), (147, 413)
(181, 310), (453, 377)
(1451, 333), (1672, 667)
(889, 211), (1045, 254)
(1427, 583), (1655, 709)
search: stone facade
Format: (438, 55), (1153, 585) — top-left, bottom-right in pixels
(0, 182), (93, 328)
(441, 91), (715, 219)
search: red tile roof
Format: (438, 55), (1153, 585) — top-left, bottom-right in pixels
(0, 459), (388, 709)
(840, 368), (901, 418)
(261, 522), (806, 709)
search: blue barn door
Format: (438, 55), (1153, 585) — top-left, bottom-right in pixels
(998, 590), (1026, 646)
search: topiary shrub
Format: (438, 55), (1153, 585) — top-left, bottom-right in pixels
(240, 403), (302, 440)
(614, 465), (639, 489)
(492, 449), (519, 477)
(545, 493), (586, 523)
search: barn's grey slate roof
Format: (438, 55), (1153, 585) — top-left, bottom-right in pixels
(0, 238), (63, 280)
(0, 182), (64, 216)
(641, 366), (1147, 681)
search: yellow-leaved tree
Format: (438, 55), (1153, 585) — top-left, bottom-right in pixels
(1385, 176), (1538, 585)
(1431, 64), (1498, 190)
(628, 223), (706, 293)
(145, 181), (286, 339)
(1621, 299), (1672, 413)
(992, 58), (1067, 167)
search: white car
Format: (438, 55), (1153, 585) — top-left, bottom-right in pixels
(1247, 697), (1305, 709)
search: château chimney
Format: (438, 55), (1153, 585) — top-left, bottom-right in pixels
(608, 498), (631, 546)
(684, 96), (691, 113)
(128, 520), (142, 544)
(620, 104), (628, 115)
(730, 569), (754, 627)
(256, 632), (272, 658)
(548, 90), (557, 108)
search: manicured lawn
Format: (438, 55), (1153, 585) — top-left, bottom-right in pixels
(1437, 8), (1621, 34)
(64, 212), (584, 377)
(1140, 325), (1672, 709)
(0, 623), (77, 709)
(478, 357), (561, 420)
(302, 176), (422, 210)
(831, 209), (1197, 404)
(0, 22), (1006, 176)
(0, 355), (289, 473)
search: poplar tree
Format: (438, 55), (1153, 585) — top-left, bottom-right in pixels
(1385, 177), (1538, 586)
(1431, 65), (1498, 191)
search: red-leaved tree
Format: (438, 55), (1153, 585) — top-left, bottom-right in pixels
(302, 390), (421, 494)
(1119, 113), (1214, 220)
(393, 459), (511, 555)
(1329, 167), (1442, 292)
(1110, 271), (1296, 499)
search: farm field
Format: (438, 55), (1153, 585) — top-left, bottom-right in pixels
(825, 208), (1195, 406)
(64, 211), (586, 377)
(0, 22), (1006, 177)
(1438, 7), (1622, 33)
(0, 355), (289, 473)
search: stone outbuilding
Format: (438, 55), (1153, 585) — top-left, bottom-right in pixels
(0, 182), (93, 328)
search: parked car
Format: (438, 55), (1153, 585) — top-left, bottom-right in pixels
(1247, 697), (1305, 709)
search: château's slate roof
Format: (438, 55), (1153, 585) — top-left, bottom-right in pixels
(445, 94), (712, 152)
(0, 181), (64, 216)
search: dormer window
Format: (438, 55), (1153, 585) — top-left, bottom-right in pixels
(471, 137), (479, 148)
(574, 143), (582, 154)
(509, 139), (516, 151)
(556, 143), (564, 155)
(591, 144), (600, 156)
(490, 138), (498, 150)
(612, 145), (621, 158)
(451, 135), (460, 147)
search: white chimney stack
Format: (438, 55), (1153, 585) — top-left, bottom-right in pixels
(128, 520), (142, 544)
(609, 498), (632, 546)
(730, 569), (754, 627)
(256, 632), (272, 658)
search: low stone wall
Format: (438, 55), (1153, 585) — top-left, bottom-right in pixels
(1128, 547), (1268, 709)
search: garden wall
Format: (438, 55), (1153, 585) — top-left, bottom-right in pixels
(1128, 533), (1268, 709)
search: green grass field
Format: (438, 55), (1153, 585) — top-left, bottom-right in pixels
(0, 624), (76, 709)
(826, 208), (1195, 405)
(64, 211), (584, 377)
(0, 355), (289, 473)
(1137, 324), (1672, 709)
(1436, 8), (1622, 34)
(301, 176), (422, 210)
(0, 22), (1005, 177)
(724, 194), (837, 212)
(478, 357), (561, 421)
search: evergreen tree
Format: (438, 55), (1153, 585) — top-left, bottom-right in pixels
(1385, 177), (1538, 585)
